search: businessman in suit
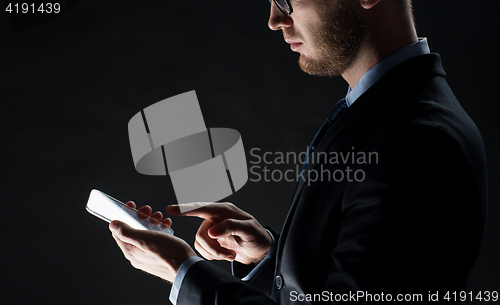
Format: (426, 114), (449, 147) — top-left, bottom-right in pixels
(109, 0), (488, 303)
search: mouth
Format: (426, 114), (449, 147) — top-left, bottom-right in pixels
(285, 39), (303, 52)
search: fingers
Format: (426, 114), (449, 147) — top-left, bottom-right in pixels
(167, 202), (213, 216)
(127, 203), (164, 224)
(137, 205), (153, 220)
(123, 201), (170, 227)
(161, 218), (172, 229)
(167, 202), (251, 223)
(194, 219), (236, 261)
(125, 201), (136, 209)
(167, 202), (258, 262)
(194, 239), (235, 261)
(208, 218), (254, 241)
(149, 211), (163, 225)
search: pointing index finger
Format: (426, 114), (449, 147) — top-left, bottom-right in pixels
(167, 202), (214, 217)
(167, 202), (251, 222)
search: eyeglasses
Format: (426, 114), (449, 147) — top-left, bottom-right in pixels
(268, 0), (293, 16)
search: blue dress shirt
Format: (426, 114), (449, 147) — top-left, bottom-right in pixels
(346, 38), (430, 106)
(169, 37), (431, 305)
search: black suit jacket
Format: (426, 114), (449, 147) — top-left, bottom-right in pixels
(176, 54), (488, 304)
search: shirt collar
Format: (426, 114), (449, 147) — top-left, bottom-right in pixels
(345, 37), (430, 107)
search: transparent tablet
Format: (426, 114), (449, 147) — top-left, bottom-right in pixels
(86, 189), (174, 235)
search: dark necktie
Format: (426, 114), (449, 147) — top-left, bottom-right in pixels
(302, 98), (348, 173)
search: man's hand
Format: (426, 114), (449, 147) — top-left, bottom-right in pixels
(109, 202), (197, 283)
(167, 202), (272, 265)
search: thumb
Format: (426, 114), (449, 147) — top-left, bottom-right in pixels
(109, 220), (147, 250)
(208, 219), (253, 240)
(109, 219), (123, 232)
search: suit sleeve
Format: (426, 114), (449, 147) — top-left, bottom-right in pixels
(323, 125), (484, 299)
(175, 227), (280, 304)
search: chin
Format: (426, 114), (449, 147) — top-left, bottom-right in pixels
(298, 55), (343, 77)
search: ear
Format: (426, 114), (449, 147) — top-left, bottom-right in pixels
(359, 0), (381, 10)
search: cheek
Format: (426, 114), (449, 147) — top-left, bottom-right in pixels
(302, 27), (323, 55)
(296, 12), (324, 43)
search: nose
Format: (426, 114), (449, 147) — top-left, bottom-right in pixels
(268, 2), (293, 31)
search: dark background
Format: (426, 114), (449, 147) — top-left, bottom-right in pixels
(1, 1), (498, 304)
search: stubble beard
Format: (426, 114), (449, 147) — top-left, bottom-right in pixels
(299, 0), (366, 77)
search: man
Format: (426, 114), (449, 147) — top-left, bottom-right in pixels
(109, 0), (488, 303)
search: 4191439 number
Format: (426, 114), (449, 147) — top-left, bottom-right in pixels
(5, 2), (61, 14)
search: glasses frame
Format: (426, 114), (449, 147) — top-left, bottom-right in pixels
(269, 0), (293, 16)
